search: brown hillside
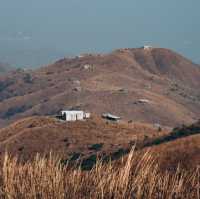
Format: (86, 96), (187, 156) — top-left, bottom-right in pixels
(0, 48), (200, 127)
(130, 48), (200, 87)
(152, 134), (200, 171)
(147, 120), (200, 171)
(0, 116), (200, 171)
(0, 116), (169, 166)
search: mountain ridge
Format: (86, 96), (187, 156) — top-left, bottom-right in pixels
(0, 47), (199, 127)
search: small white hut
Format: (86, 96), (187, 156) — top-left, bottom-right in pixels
(61, 110), (90, 121)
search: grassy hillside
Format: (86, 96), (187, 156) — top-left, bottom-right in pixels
(0, 116), (200, 171)
(0, 117), (200, 198)
(140, 121), (200, 171)
(0, 116), (169, 169)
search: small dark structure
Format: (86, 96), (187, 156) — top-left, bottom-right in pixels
(102, 113), (121, 122)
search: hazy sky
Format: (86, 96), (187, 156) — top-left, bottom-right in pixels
(0, 0), (199, 67)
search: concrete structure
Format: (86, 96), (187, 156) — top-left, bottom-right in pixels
(143, 46), (152, 50)
(138, 99), (150, 103)
(84, 112), (91, 119)
(78, 55), (84, 58)
(61, 110), (90, 121)
(102, 113), (121, 122)
(133, 99), (151, 105)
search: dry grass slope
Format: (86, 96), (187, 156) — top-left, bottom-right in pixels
(0, 48), (200, 127)
(0, 150), (199, 199)
(0, 116), (169, 168)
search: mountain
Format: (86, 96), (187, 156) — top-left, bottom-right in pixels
(0, 47), (200, 128)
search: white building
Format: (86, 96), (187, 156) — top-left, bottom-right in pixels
(61, 110), (90, 121)
(143, 46), (153, 50)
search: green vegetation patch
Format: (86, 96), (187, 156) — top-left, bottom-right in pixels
(145, 121), (200, 147)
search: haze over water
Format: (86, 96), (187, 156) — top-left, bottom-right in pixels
(0, 0), (200, 68)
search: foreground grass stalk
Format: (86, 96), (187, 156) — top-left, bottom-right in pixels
(0, 151), (199, 199)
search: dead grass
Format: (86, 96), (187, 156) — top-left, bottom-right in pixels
(0, 149), (199, 199)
